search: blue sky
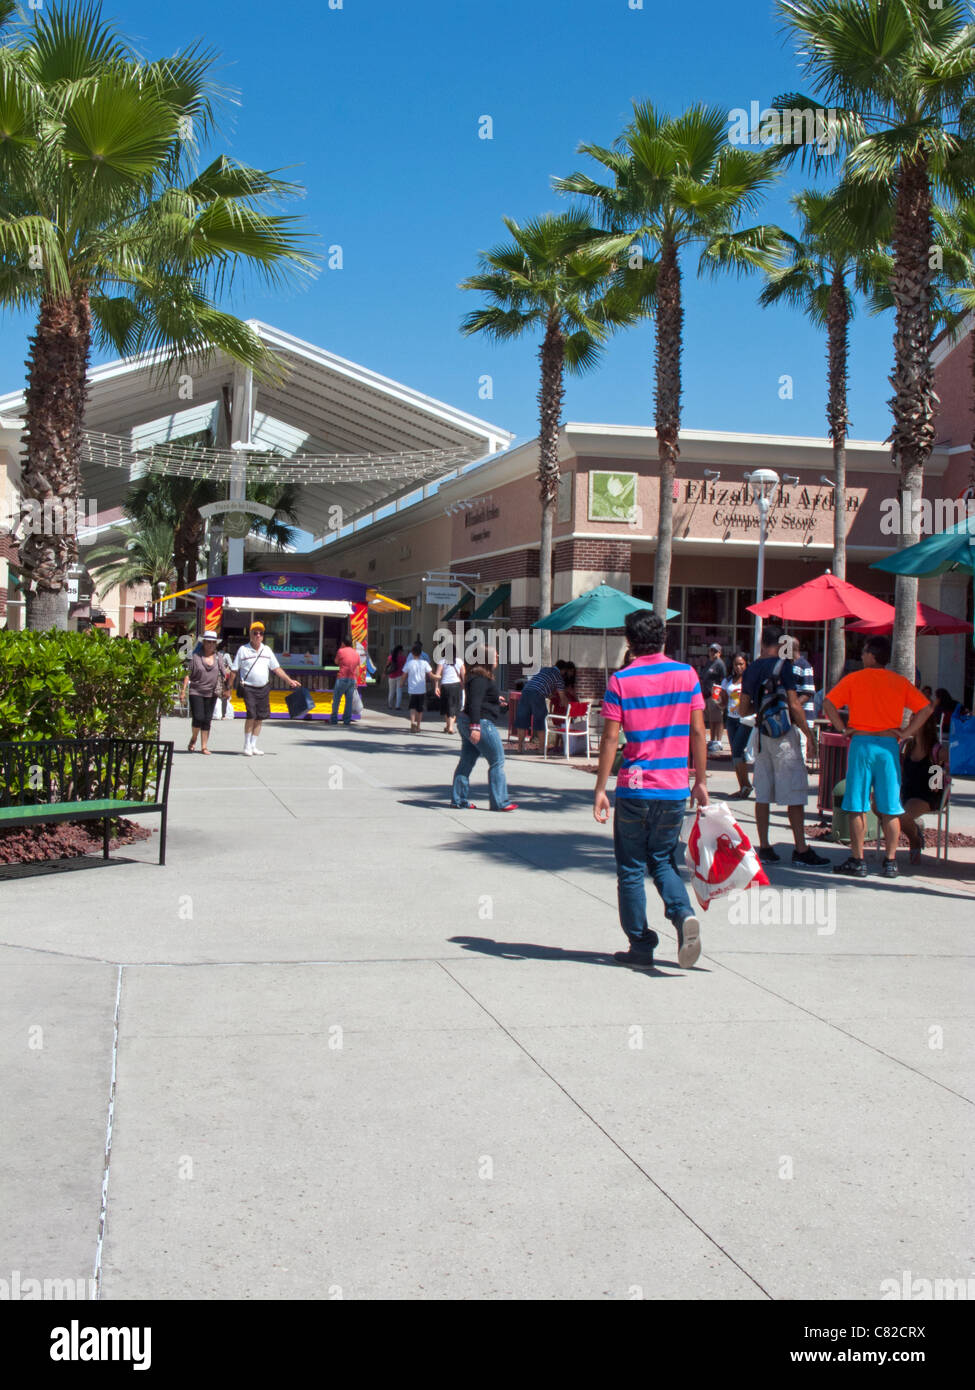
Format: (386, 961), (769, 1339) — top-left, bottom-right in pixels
(1, 0), (899, 448)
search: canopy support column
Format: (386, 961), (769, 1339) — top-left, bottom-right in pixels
(228, 365), (254, 574)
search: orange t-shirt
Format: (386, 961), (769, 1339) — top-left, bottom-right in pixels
(826, 668), (928, 732)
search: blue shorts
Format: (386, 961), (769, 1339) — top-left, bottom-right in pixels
(516, 686), (547, 731)
(842, 735), (904, 817)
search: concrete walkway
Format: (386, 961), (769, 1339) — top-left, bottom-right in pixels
(1, 708), (972, 1300)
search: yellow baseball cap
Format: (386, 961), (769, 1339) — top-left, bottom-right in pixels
(250, 621), (265, 631)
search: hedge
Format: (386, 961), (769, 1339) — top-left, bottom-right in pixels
(0, 629), (185, 743)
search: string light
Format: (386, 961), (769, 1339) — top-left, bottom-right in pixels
(81, 431), (487, 486)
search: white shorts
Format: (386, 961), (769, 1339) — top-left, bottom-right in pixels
(753, 726), (809, 807)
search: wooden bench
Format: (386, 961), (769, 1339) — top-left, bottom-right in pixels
(0, 737), (174, 866)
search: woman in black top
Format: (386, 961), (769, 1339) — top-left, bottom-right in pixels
(450, 647), (517, 812)
(900, 716), (947, 863)
(932, 688), (958, 739)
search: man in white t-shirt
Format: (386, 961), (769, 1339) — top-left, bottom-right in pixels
(403, 642), (433, 734)
(230, 622), (298, 756)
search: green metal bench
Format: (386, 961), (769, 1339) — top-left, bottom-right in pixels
(0, 737), (174, 866)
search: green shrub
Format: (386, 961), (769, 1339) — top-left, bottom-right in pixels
(0, 630), (184, 743)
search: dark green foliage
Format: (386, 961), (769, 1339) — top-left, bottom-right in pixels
(0, 629), (184, 742)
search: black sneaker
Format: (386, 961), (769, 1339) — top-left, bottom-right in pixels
(758, 845), (780, 863)
(792, 847), (830, 867)
(833, 856), (868, 877)
(880, 859), (899, 879)
(614, 948), (657, 971)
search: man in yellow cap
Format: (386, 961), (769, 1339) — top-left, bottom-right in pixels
(229, 622), (299, 755)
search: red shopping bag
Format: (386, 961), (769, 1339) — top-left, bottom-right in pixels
(687, 803), (769, 910)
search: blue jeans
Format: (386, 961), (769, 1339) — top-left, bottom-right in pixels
(330, 677), (356, 724)
(613, 797), (693, 947)
(452, 715), (509, 810)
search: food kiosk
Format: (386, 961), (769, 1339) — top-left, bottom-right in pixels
(166, 571), (409, 720)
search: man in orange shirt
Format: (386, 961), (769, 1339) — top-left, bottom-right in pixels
(823, 636), (933, 878)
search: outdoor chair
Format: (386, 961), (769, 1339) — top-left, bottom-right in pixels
(543, 701), (594, 760)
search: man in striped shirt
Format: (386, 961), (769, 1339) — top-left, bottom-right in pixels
(515, 660), (575, 753)
(594, 610), (709, 970)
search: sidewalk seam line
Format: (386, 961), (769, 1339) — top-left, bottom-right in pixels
(715, 959), (974, 1106)
(92, 962), (122, 1301)
(435, 959), (774, 1300)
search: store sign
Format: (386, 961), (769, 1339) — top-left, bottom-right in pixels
(426, 585), (460, 606)
(258, 574), (318, 599)
(682, 480), (861, 533)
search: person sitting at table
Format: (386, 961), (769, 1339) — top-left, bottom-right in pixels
(547, 681), (586, 755)
(900, 717), (948, 864)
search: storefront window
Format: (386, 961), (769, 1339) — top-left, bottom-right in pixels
(685, 586), (736, 670)
(283, 613), (321, 665)
(252, 611), (286, 653)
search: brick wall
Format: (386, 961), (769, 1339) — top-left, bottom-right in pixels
(452, 548), (538, 582)
(573, 666), (609, 702)
(553, 538), (632, 573)
(508, 605), (539, 630)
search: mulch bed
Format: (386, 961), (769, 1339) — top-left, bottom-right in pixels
(0, 818), (152, 865)
(805, 823), (975, 849)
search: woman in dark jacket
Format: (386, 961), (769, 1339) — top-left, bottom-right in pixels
(450, 647), (517, 812)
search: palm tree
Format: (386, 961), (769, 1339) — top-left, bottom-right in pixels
(86, 518), (177, 597)
(460, 210), (636, 662)
(124, 445), (302, 589)
(555, 103), (785, 616)
(759, 186), (890, 686)
(0, 2), (316, 629)
(774, 0), (975, 676)
(867, 200), (975, 485)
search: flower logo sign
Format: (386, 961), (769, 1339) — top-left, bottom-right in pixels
(589, 471), (638, 523)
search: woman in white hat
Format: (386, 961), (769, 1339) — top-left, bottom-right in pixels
(182, 632), (229, 754)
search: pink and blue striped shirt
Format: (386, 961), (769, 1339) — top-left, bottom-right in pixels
(602, 654), (704, 801)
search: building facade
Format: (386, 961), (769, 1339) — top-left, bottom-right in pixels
(301, 325), (974, 701)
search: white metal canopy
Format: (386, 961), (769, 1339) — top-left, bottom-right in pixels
(0, 321), (514, 538)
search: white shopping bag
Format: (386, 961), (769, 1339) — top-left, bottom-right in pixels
(686, 803), (769, 910)
(744, 724), (758, 765)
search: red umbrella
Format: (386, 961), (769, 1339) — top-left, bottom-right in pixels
(846, 601), (973, 638)
(747, 573), (895, 625)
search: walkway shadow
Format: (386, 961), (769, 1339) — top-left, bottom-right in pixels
(449, 935), (685, 974)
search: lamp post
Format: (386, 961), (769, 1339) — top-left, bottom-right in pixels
(744, 468), (779, 658)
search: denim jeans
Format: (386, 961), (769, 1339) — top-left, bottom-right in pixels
(613, 796), (693, 947)
(452, 715), (509, 810)
(330, 677), (356, 724)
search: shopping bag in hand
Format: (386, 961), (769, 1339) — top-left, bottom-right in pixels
(687, 802), (769, 910)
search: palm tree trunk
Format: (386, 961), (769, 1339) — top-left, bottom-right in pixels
(969, 330), (975, 491)
(537, 315), (565, 668)
(888, 156), (935, 679)
(652, 239), (682, 617)
(826, 267), (849, 690)
(21, 292), (91, 630)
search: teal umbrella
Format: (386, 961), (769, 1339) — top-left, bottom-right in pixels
(871, 516), (975, 646)
(533, 584), (680, 685)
